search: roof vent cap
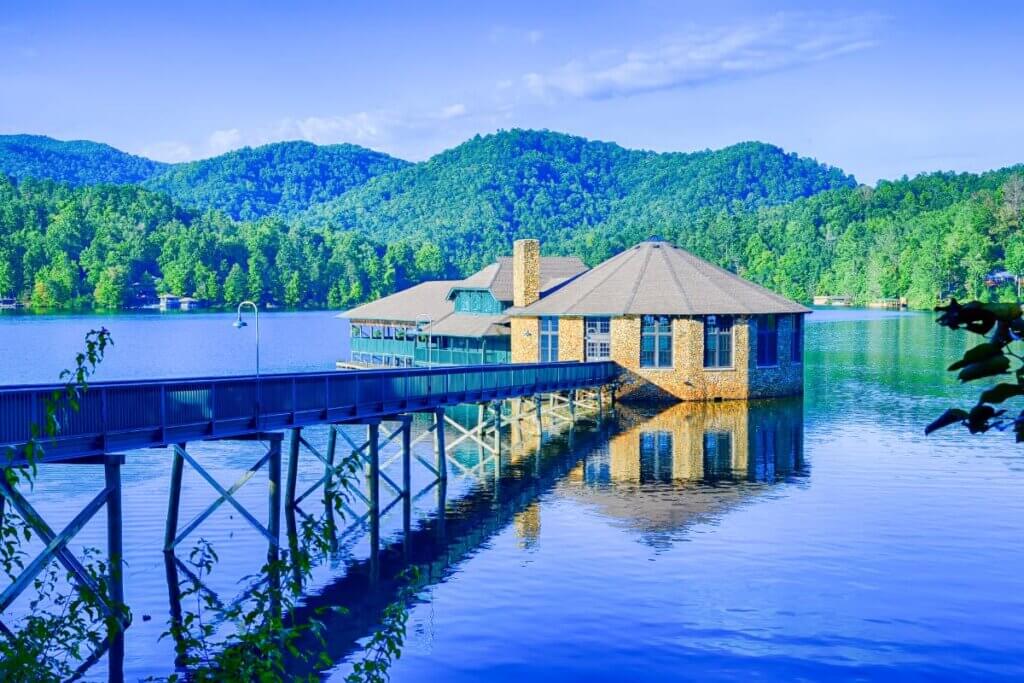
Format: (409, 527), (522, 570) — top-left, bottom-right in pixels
(646, 235), (665, 243)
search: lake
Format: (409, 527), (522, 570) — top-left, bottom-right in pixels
(0, 308), (1022, 681)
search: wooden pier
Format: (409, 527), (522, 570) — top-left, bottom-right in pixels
(0, 361), (618, 678)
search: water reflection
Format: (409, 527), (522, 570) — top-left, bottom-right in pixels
(101, 397), (807, 679)
(565, 399), (806, 541)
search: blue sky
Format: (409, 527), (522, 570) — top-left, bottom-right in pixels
(1, 0), (1023, 183)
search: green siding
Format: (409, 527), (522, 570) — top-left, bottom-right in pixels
(452, 289), (505, 315)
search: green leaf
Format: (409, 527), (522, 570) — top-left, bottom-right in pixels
(948, 342), (1001, 371)
(981, 302), (1022, 321)
(925, 408), (968, 435)
(979, 383), (1024, 405)
(957, 355), (1010, 382)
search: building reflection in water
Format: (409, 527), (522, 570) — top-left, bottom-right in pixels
(550, 398), (806, 541)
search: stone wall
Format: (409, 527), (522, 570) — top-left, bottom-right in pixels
(509, 312), (805, 400)
(510, 317), (539, 363)
(558, 316), (584, 361)
(512, 239), (541, 308)
(747, 314), (804, 399)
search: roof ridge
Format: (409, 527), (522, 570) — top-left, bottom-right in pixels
(677, 248), (752, 313)
(660, 244), (696, 314)
(624, 244), (655, 313)
(680, 246), (798, 311)
(569, 246), (642, 311)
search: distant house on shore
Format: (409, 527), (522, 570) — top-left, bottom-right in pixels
(339, 238), (809, 401)
(159, 294), (207, 311)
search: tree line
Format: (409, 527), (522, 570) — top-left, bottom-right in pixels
(0, 177), (445, 309)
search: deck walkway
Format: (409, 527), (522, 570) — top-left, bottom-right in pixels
(0, 361), (618, 465)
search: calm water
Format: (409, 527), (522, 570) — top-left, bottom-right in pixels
(1, 309), (1023, 681)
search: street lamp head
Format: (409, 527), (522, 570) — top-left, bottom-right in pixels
(233, 318), (247, 329)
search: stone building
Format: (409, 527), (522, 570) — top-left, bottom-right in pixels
(340, 249), (586, 367)
(507, 237), (808, 401)
(340, 237), (808, 401)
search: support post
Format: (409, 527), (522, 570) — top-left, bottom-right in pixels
(164, 444), (185, 552)
(401, 416), (412, 559)
(268, 437), (282, 546)
(535, 394), (543, 433)
(325, 424), (338, 491)
(104, 454), (125, 682)
(434, 407), (448, 482)
(401, 417), (412, 499)
(286, 428), (300, 507)
(368, 421), (381, 582)
(569, 390), (577, 422)
(492, 401), (502, 463)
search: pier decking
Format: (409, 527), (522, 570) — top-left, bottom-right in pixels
(0, 361), (618, 464)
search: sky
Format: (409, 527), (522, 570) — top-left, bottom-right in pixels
(1, 0), (1023, 184)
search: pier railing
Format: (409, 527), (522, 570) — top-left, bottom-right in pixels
(0, 361), (618, 465)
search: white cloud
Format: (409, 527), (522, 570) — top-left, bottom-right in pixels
(206, 128), (242, 155)
(522, 13), (881, 101)
(438, 103), (467, 120)
(280, 112), (384, 144)
(139, 140), (194, 163)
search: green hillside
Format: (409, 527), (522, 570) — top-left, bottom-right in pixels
(0, 134), (167, 185)
(144, 141), (409, 220)
(0, 128), (1021, 312)
(0, 176), (433, 309)
(302, 129), (855, 273)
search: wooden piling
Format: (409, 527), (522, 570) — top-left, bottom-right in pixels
(286, 428), (300, 507)
(268, 437), (281, 544)
(434, 407), (448, 482)
(164, 444), (185, 552)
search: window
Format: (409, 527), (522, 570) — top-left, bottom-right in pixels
(791, 314), (804, 363)
(639, 431), (673, 483)
(756, 315), (778, 367)
(640, 315), (673, 368)
(540, 317), (559, 362)
(703, 315), (733, 368)
(703, 431), (733, 482)
(585, 317), (611, 361)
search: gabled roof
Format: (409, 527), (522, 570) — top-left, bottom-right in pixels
(448, 256), (588, 301)
(339, 280), (511, 337)
(510, 238), (810, 317)
(341, 280), (459, 323)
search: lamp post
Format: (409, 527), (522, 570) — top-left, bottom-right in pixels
(415, 314), (433, 368)
(233, 301), (260, 427)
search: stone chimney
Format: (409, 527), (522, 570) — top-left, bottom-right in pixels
(512, 239), (541, 308)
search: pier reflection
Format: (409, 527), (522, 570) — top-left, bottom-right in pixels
(160, 397), (806, 678)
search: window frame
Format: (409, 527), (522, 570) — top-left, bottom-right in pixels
(791, 314), (804, 364)
(640, 315), (673, 369)
(539, 316), (559, 363)
(756, 315), (779, 368)
(584, 317), (611, 361)
(703, 315), (734, 369)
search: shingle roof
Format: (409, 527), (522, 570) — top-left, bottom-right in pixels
(340, 280), (459, 323)
(510, 239), (810, 317)
(449, 256), (588, 301)
(431, 313), (509, 337)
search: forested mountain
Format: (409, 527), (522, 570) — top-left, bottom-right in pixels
(0, 135), (167, 185)
(143, 141), (409, 220)
(0, 128), (1021, 311)
(0, 176), (443, 309)
(695, 168), (1024, 308)
(301, 130), (855, 273)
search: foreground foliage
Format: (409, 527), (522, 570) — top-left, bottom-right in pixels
(928, 299), (1024, 440)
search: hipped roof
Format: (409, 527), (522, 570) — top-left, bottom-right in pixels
(509, 239), (809, 317)
(450, 256), (587, 301)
